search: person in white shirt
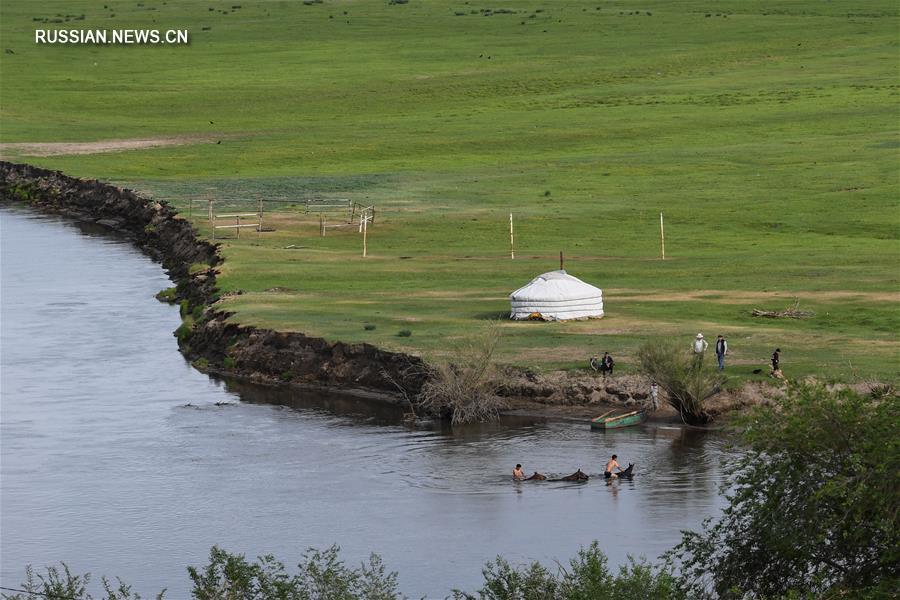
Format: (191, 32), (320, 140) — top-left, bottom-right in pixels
(692, 333), (708, 355)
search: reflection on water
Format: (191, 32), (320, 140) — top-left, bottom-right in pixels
(1, 209), (731, 598)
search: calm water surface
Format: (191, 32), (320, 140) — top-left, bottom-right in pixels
(1, 208), (730, 597)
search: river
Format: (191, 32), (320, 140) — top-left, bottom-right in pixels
(0, 208), (730, 598)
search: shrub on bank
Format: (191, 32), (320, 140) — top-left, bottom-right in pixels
(417, 324), (506, 425)
(637, 338), (725, 425)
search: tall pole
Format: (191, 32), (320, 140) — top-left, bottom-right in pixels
(660, 212), (666, 260)
(509, 213), (515, 260)
(362, 217), (368, 257)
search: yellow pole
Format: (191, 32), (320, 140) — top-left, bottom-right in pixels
(363, 217), (368, 257)
(509, 213), (515, 259)
(660, 212), (665, 260)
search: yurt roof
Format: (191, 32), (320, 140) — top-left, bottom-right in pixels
(509, 270), (602, 302)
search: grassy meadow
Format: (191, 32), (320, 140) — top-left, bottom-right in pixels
(1, 0), (897, 381)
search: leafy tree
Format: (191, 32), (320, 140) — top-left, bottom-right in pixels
(667, 383), (900, 598)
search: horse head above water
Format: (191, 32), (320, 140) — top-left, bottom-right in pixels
(560, 469), (589, 481)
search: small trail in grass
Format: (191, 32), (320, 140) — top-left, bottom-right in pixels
(0, 135), (224, 157)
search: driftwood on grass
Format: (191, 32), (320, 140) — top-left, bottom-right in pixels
(751, 298), (814, 319)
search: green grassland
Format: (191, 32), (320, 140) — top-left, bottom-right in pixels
(1, 0), (898, 381)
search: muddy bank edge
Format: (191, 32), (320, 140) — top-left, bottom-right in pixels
(0, 161), (428, 402)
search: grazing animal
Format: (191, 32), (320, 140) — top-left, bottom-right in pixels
(525, 471), (546, 481)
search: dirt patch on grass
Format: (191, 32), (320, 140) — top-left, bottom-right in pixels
(0, 135), (220, 157)
(610, 289), (898, 304)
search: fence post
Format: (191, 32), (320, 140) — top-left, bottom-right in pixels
(509, 212), (515, 260)
(363, 217), (368, 257)
(236, 215), (241, 238)
(660, 212), (665, 260)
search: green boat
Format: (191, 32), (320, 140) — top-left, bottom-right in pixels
(591, 409), (646, 430)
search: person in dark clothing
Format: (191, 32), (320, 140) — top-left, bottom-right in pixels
(771, 348), (781, 372)
(715, 335), (728, 370)
(602, 352), (614, 377)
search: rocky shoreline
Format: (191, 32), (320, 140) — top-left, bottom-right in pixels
(0, 161), (771, 421)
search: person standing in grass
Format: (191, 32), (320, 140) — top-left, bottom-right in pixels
(771, 348), (781, 373)
(692, 333), (708, 364)
(715, 335), (728, 370)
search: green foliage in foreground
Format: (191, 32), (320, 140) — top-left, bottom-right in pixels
(452, 542), (683, 600)
(187, 545), (399, 600)
(2, 563), (164, 600)
(3, 543), (678, 600)
(668, 383), (900, 599)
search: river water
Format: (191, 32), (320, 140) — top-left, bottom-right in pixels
(0, 208), (730, 598)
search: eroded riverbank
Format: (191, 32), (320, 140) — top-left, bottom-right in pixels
(0, 161), (778, 420)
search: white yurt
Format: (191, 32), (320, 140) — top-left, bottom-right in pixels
(509, 270), (604, 321)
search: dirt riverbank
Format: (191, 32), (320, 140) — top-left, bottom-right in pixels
(0, 161), (780, 422)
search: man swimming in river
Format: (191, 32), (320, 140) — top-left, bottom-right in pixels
(604, 455), (623, 479)
(513, 464), (525, 480)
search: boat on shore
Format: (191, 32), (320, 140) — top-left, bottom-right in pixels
(591, 409), (646, 430)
